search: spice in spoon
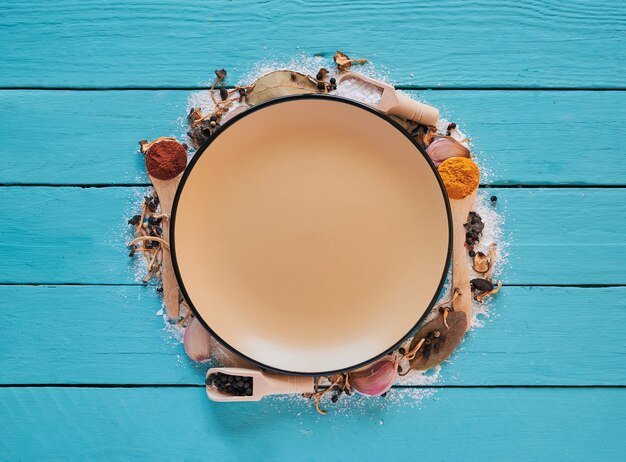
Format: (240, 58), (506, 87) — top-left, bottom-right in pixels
(438, 157), (480, 199)
(143, 139), (187, 180)
(206, 372), (253, 397)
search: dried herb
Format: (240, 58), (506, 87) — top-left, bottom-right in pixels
(245, 70), (319, 106)
(187, 108), (204, 128)
(304, 374), (351, 415)
(406, 311), (467, 371)
(333, 51), (368, 72)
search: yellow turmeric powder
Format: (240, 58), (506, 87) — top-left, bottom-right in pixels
(438, 157), (480, 199)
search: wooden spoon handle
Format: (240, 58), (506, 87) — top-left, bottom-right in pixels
(160, 223), (180, 319)
(450, 191), (477, 331)
(150, 174), (183, 319)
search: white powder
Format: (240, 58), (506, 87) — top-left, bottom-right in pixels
(334, 77), (382, 107)
(129, 58), (508, 412)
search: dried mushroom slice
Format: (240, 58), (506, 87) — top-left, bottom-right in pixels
(407, 311), (467, 371)
(333, 51), (368, 72)
(470, 278), (494, 293)
(245, 70), (319, 106)
(472, 251), (490, 273)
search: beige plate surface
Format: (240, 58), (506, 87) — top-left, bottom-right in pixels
(172, 96), (451, 374)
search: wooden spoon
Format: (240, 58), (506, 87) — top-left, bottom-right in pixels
(438, 157), (480, 330)
(140, 137), (187, 319)
(149, 173), (184, 319)
(449, 189), (478, 330)
(205, 367), (314, 402)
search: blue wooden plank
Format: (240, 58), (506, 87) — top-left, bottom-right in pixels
(0, 387), (624, 460)
(1, 1), (625, 87)
(1, 286), (625, 385)
(0, 187), (622, 285)
(1, 90), (625, 185)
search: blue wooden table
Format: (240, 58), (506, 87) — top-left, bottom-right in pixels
(1, 1), (625, 460)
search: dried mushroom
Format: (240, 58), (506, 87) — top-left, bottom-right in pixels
(245, 70), (319, 106)
(406, 311), (467, 371)
(333, 51), (368, 72)
(476, 280), (503, 302)
(470, 278), (493, 292)
(473, 251), (490, 273)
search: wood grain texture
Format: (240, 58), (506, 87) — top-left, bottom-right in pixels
(0, 187), (622, 285)
(2, 90), (624, 185)
(1, 1), (625, 88)
(1, 387), (625, 461)
(1, 285), (625, 385)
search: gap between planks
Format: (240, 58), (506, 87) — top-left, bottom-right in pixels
(2, 86), (626, 91)
(1, 384), (626, 389)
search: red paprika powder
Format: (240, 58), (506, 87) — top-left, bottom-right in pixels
(146, 140), (187, 180)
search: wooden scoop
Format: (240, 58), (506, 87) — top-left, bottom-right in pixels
(205, 367), (314, 402)
(140, 137), (188, 319)
(338, 73), (439, 126)
(439, 157), (480, 330)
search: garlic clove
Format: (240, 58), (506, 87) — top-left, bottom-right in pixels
(426, 137), (470, 167)
(348, 358), (398, 396)
(183, 317), (212, 362)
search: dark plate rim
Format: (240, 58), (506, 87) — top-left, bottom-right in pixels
(170, 93), (453, 376)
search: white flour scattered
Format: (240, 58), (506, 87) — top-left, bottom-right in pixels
(128, 57), (507, 413)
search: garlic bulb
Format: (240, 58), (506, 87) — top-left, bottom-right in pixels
(426, 137), (470, 167)
(349, 357), (398, 396)
(183, 317), (212, 362)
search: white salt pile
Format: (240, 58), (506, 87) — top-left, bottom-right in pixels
(334, 77), (383, 107)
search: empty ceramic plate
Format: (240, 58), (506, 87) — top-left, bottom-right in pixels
(171, 95), (451, 375)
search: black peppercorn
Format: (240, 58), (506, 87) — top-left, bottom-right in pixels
(330, 77), (336, 85)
